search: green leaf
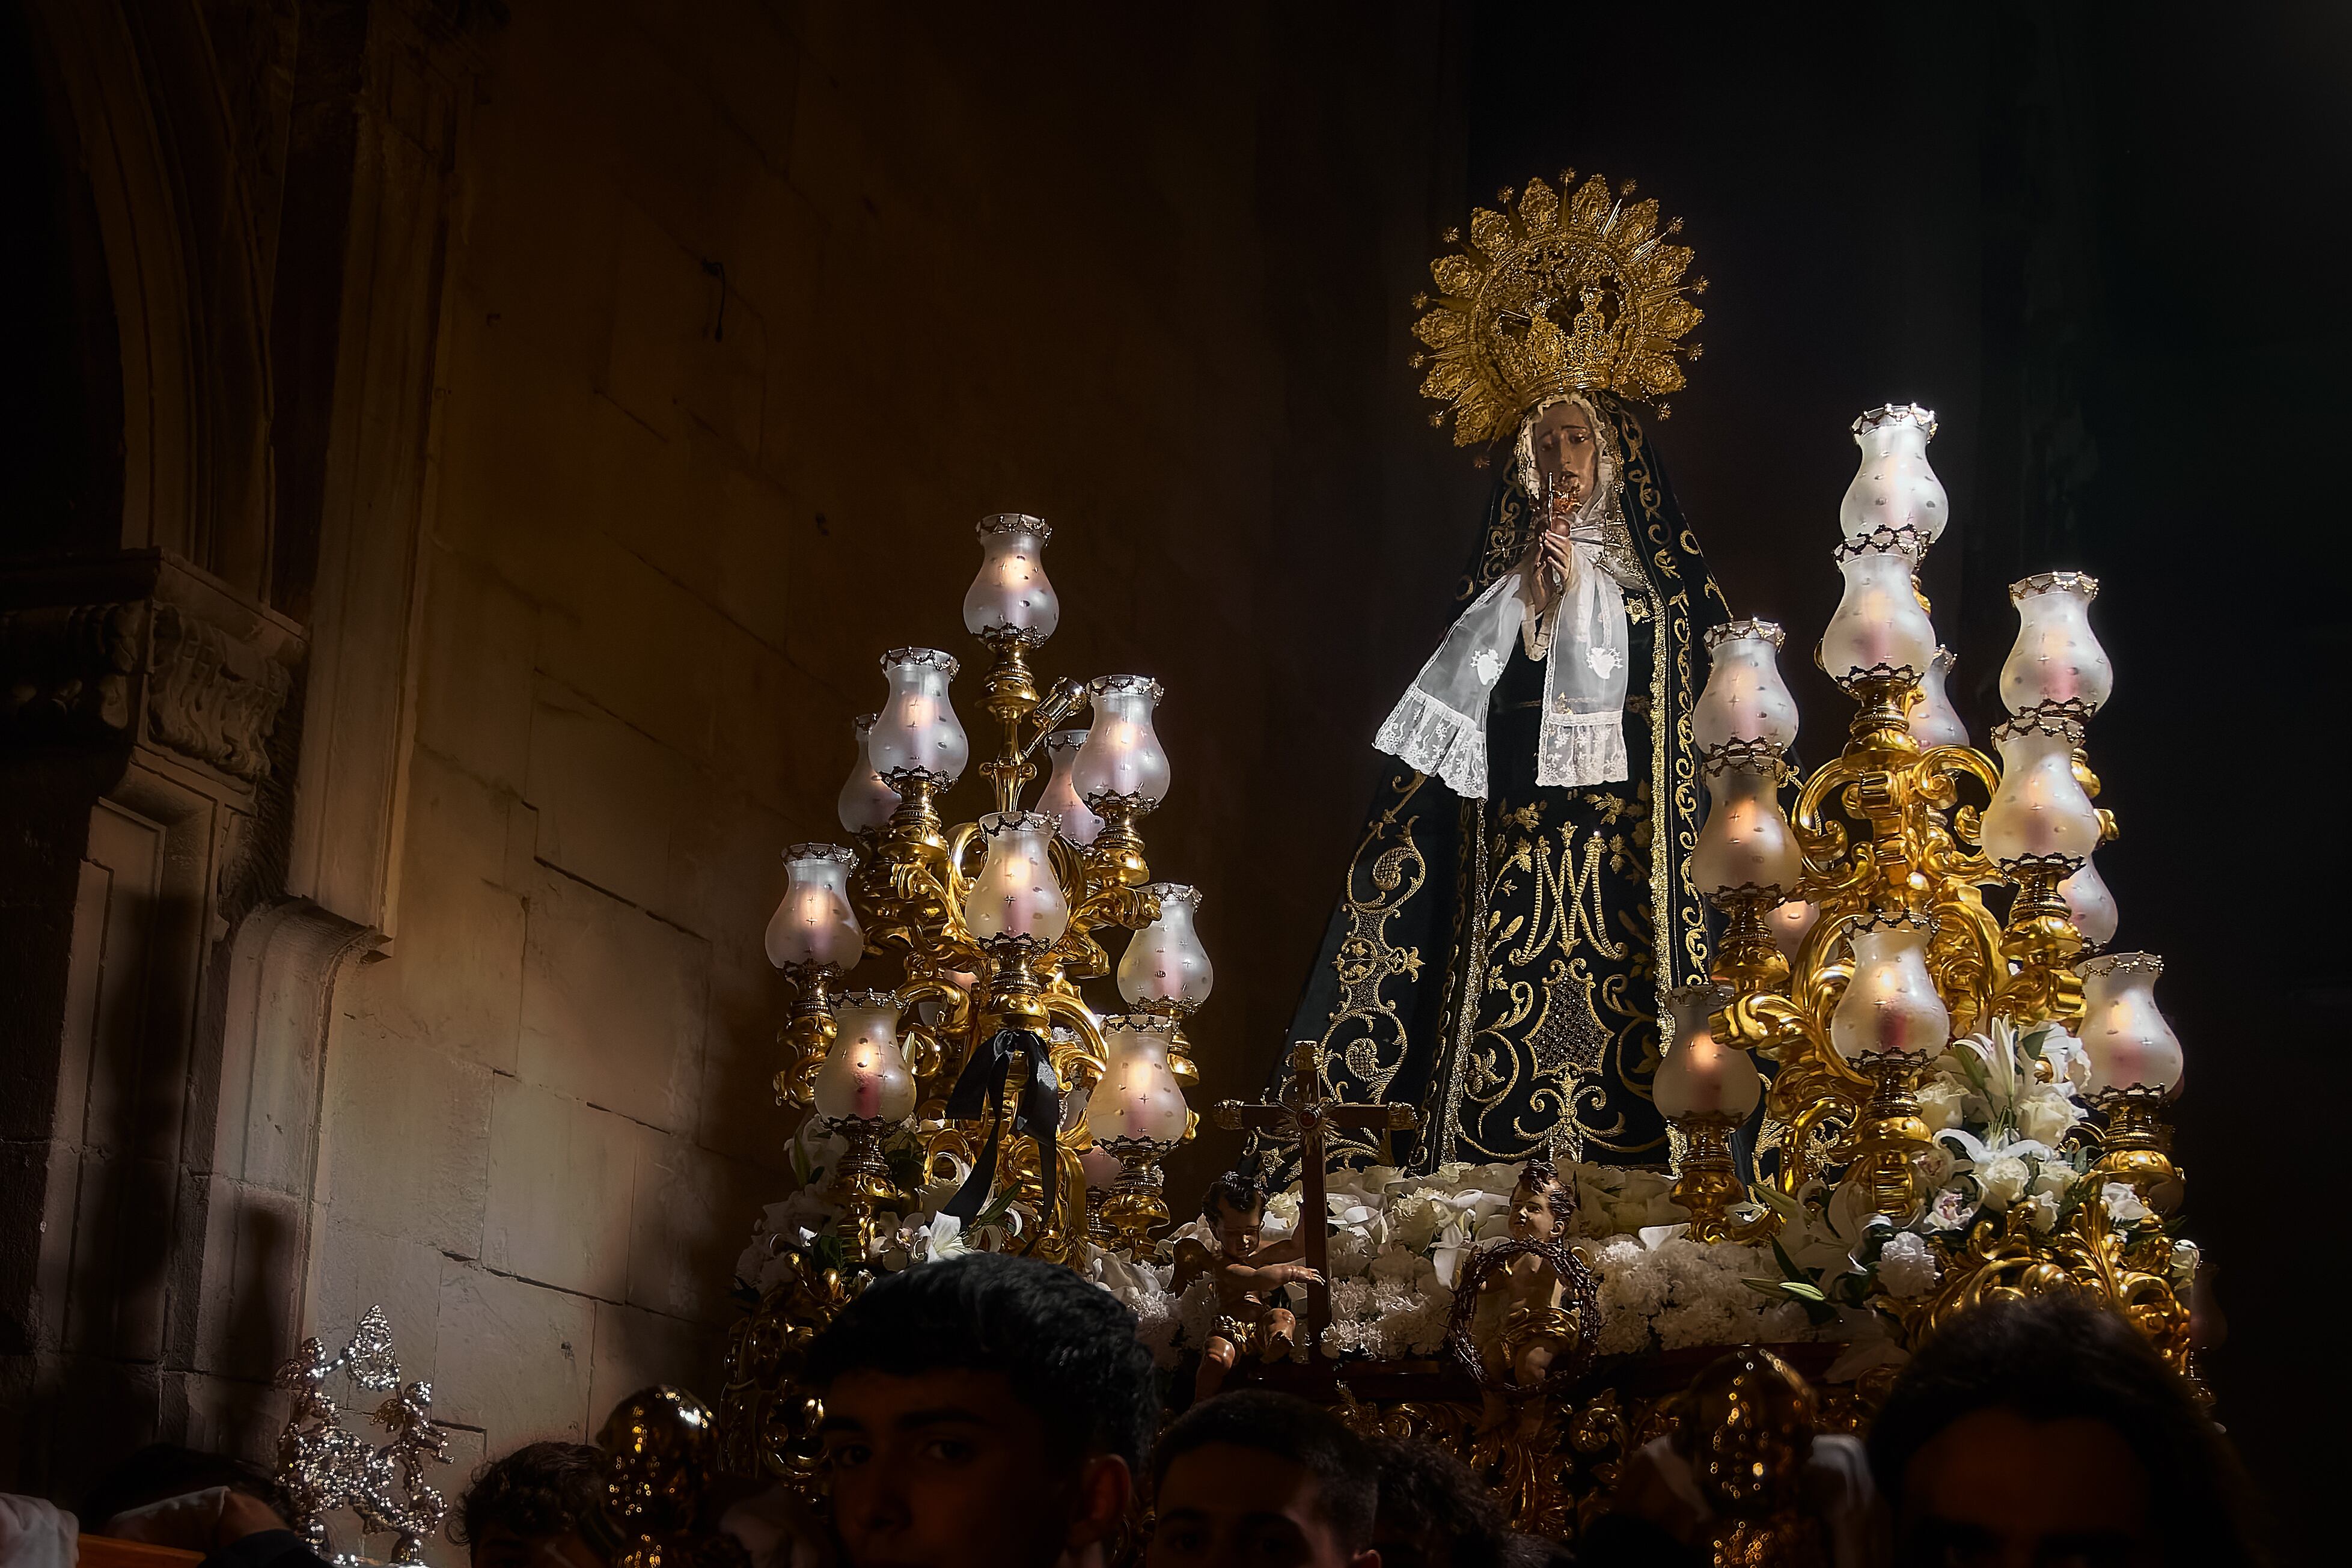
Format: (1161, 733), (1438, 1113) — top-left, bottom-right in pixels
(974, 1183), (1019, 1230)
(1741, 1277), (1830, 1311)
(1955, 1049), (1992, 1098)
(1770, 1236), (1810, 1284)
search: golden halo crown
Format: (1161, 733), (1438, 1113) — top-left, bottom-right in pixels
(1410, 171), (1705, 446)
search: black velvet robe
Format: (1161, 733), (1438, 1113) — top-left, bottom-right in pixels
(1262, 395), (1730, 1173)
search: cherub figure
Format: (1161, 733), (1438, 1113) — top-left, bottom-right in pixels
(1172, 1171), (1324, 1402)
(1476, 1159), (1585, 1387)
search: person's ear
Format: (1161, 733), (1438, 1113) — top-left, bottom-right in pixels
(1062, 1454), (1134, 1550)
(1346, 1551), (1382, 1568)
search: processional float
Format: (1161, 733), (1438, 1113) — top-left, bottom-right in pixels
(710, 172), (2199, 1554)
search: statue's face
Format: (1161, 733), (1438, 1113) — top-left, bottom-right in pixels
(1529, 401), (1599, 516)
(1212, 1200), (1265, 1258)
(1510, 1180), (1566, 1242)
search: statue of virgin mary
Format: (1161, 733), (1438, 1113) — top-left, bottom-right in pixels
(1269, 173), (1730, 1172)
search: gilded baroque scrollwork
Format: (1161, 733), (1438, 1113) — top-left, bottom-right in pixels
(1887, 1193), (2191, 1376)
(716, 1254), (857, 1486)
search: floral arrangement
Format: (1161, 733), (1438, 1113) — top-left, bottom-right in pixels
(1739, 1017), (2199, 1369)
(733, 1019), (2198, 1379)
(735, 1138), (1822, 1370)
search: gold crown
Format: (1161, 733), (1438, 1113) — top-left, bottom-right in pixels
(1411, 172), (1705, 445)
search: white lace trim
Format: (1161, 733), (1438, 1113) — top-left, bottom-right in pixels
(1536, 709), (1628, 789)
(1375, 686), (1491, 799)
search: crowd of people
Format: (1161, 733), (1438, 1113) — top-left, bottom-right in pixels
(1, 1252), (2265, 1568)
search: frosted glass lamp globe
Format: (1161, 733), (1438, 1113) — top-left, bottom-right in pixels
(1072, 676), (1170, 808)
(1821, 547), (1935, 688)
(2077, 952), (2182, 1096)
(1086, 1015), (1190, 1145)
(1982, 717), (2101, 871)
(869, 647), (969, 786)
(835, 713), (901, 834)
(1036, 728), (1105, 846)
(1829, 919), (1949, 1063)
(1655, 982), (1761, 1121)
(2000, 572), (2111, 719)
(1118, 883), (1213, 1010)
(811, 991), (916, 1122)
(766, 844), (862, 969)
(1908, 647), (1969, 749)
(1693, 763), (1800, 898)
(1840, 404), (1947, 548)
(962, 811), (1069, 945)
(2060, 856), (2120, 950)
(962, 514), (1060, 642)
(1694, 620), (1798, 753)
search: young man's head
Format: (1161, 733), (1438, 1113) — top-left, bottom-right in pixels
(451, 1441), (612, 1568)
(1365, 1434), (1527, 1568)
(1147, 1390), (1379, 1568)
(805, 1251), (1158, 1568)
(1869, 1296), (2264, 1568)
(1203, 1171), (1268, 1257)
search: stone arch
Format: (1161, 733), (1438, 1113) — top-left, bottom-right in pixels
(18, 0), (279, 594)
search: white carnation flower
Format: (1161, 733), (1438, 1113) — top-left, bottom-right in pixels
(1877, 1231), (1942, 1298)
(1174, 1275), (1219, 1348)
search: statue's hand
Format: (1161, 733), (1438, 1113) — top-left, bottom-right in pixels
(1538, 530), (1574, 589)
(1523, 530), (1573, 612)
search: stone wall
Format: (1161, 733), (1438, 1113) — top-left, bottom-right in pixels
(302, 0), (1468, 1490)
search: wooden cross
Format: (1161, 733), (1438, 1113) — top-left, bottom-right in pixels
(1214, 1042), (1419, 1359)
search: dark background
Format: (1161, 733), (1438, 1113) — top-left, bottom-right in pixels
(1447, 1), (2348, 1555)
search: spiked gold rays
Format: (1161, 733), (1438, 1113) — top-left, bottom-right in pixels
(1410, 172), (1706, 445)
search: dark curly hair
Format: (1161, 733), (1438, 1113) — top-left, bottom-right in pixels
(1152, 1391), (1378, 1554)
(804, 1251), (1159, 1472)
(1202, 1169), (1265, 1225)
(1368, 1433), (1551, 1568)
(1869, 1296), (2267, 1568)
(450, 1441), (610, 1549)
(1515, 1159), (1562, 1195)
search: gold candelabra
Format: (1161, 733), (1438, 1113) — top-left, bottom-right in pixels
(763, 515), (1206, 1263)
(1687, 407), (2182, 1239)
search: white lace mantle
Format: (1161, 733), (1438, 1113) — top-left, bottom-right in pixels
(1374, 550), (1632, 799)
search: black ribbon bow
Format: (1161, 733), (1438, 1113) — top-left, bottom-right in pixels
(941, 1027), (1062, 1227)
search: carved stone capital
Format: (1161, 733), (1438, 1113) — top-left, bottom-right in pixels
(1, 550), (303, 784)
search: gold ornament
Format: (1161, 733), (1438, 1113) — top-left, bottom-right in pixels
(1413, 172), (1705, 445)
(1887, 1192), (2192, 1376)
(594, 1386), (747, 1568)
(1675, 1349), (1827, 1568)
